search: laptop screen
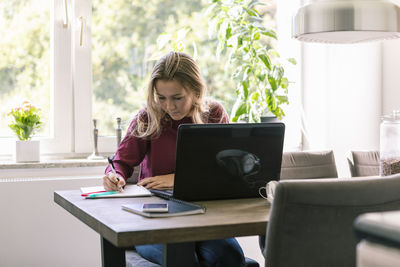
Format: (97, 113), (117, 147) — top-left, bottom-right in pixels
(172, 123), (285, 201)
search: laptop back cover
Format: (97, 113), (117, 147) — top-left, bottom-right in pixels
(173, 123), (285, 201)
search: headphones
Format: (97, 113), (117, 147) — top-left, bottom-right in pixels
(216, 149), (261, 180)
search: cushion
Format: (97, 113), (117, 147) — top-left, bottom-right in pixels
(126, 249), (259, 267)
(126, 249), (159, 267)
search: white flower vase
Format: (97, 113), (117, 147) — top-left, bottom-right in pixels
(15, 140), (40, 163)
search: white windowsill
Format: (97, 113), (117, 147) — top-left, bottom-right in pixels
(0, 158), (107, 170)
(0, 156), (108, 179)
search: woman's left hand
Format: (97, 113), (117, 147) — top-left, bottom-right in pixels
(137, 173), (174, 190)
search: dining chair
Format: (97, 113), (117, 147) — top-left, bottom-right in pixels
(259, 150), (339, 254)
(347, 150), (380, 177)
(264, 174), (400, 267)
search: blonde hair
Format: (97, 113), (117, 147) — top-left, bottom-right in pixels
(134, 51), (208, 138)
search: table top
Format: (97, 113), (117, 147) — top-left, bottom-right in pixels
(54, 190), (270, 248)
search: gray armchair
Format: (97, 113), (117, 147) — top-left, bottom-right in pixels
(264, 174), (400, 267)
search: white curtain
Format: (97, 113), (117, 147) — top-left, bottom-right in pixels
(301, 42), (382, 176)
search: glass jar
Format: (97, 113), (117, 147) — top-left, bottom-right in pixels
(380, 110), (400, 176)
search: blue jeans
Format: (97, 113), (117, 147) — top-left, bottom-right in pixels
(136, 238), (246, 267)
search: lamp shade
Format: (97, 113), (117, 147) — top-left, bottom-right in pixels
(292, 0), (400, 43)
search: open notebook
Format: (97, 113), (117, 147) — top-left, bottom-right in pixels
(80, 185), (152, 199)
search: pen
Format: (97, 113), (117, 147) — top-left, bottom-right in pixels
(108, 157), (123, 191)
(86, 191), (119, 198)
(81, 190), (107, 197)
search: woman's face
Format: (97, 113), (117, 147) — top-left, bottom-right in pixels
(155, 79), (194, 121)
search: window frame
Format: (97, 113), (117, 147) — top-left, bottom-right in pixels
(72, 0), (116, 154)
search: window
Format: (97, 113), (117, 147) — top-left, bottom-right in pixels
(85, 0), (241, 153)
(0, 1), (50, 139)
(0, 0), (301, 158)
(90, 0), (229, 136)
(0, 0), (73, 155)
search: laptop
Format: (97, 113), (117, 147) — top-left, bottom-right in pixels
(150, 122), (285, 201)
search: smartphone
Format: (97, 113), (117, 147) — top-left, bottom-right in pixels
(142, 203), (168, 213)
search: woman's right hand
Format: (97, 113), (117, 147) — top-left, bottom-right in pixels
(103, 172), (126, 192)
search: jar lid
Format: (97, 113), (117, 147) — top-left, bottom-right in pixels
(382, 110), (400, 121)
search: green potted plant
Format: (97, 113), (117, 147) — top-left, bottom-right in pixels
(207, 0), (296, 122)
(8, 100), (42, 162)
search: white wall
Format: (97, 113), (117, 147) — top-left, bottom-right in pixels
(0, 168), (265, 267)
(382, 39), (400, 115)
(0, 171), (102, 267)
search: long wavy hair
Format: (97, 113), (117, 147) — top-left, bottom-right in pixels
(134, 51), (209, 138)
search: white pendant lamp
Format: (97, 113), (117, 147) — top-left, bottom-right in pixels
(292, 0), (400, 43)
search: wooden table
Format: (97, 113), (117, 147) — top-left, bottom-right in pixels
(54, 190), (270, 267)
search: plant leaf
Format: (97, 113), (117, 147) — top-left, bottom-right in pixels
(230, 100), (247, 122)
(252, 30), (260, 41)
(268, 49), (280, 58)
(274, 66), (284, 80)
(226, 24), (232, 39)
(280, 77), (289, 89)
(258, 54), (271, 70)
(276, 95), (288, 104)
(246, 8), (259, 17)
(268, 75), (277, 91)
(249, 1), (267, 9)
(241, 80), (250, 99)
(257, 73), (266, 82)
(288, 57), (297, 65)
(261, 29), (276, 39)
(250, 91), (259, 101)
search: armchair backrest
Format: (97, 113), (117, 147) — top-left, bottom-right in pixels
(280, 150), (338, 179)
(265, 174), (400, 267)
(347, 150), (380, 177)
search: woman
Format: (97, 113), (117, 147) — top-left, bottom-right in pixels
(103, 51), (246, 267)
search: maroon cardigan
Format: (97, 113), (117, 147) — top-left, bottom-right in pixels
(105, 101), (229, 181)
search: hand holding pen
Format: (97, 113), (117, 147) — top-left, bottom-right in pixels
(103, 157), (125, 192)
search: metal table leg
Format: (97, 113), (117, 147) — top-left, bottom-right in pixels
(101, 237), (126, 267)
(162, 242), (197, 267)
